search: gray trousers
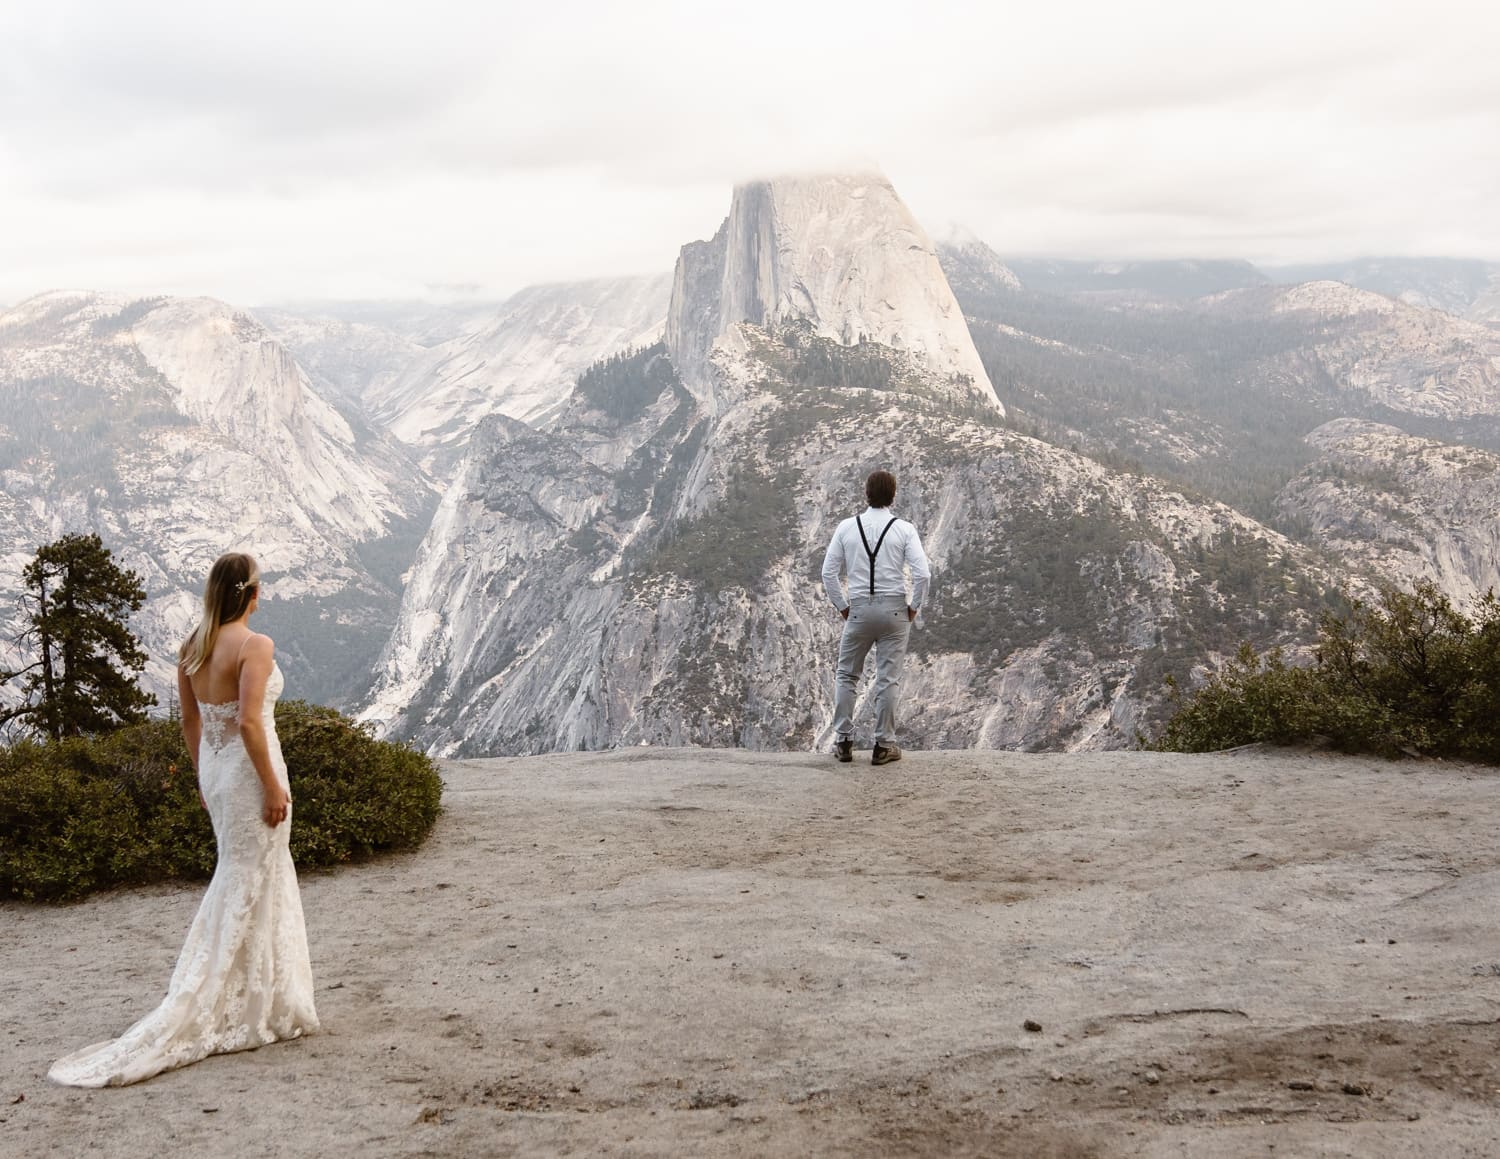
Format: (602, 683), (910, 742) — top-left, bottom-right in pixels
(832, 594), (913, 744)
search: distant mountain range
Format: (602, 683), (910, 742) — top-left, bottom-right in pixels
(1002, 258), (1270, 299)
(967, 256), (1500, 326)
(361, 176), (1448, 756)
(3, 180), (1498, 757)
(1262, 258), (1500, 322)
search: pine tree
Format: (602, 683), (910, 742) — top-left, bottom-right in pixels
(0, 533), (156, 739)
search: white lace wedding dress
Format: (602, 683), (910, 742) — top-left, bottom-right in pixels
(49, 662), (319, 1087)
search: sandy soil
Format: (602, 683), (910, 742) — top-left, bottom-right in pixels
(4, 746), (1500, 1158)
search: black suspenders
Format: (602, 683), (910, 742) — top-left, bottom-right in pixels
(855, 516), (899, 596)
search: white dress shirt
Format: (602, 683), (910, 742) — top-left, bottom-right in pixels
(821, 506), (931, 612)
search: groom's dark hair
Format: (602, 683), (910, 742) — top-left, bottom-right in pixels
(865, 470), (896, 509)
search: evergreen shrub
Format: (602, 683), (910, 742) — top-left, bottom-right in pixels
(1149, 582), (1500, 763)
(0, 701), (442, 902)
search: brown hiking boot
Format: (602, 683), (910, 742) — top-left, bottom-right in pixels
(871, 743), (902, 766)
(833, 738), (853, 763)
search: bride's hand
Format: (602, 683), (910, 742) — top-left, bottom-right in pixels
(262, 783), (290, 827)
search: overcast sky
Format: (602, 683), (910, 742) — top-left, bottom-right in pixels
(3, 0), (1497, 305)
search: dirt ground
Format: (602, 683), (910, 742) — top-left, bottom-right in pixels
(4, 746), (1500, 1158)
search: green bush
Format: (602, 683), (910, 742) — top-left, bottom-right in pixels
(1149, 582), (1500, 763)
(1148, 644), (1350, 754)
(272, 700), (443, 866)
(0, 700), (442, 902)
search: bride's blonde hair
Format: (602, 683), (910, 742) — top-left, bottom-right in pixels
(178, 552), (259, 675)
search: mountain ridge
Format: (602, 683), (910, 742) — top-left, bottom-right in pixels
(7, 179), (1500, 754)
(369, 275), (672, 473)
(0, 290), (433, 708)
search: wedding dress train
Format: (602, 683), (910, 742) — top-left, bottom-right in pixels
(49, 663), (319, 1087)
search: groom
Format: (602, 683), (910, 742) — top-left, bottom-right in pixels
(820, 469), (930, 765)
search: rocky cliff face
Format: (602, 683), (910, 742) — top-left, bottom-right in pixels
(369, 276), (672, 472)
(0, 291), (432, 708)
(1470, 277), (1500, 329)
(354, 185), (1500, 758)
(666, 175), (998, 411)
(363, 178), (1335, 756)
(362, 326), (1332, 757)
(1277, 418), (1500, 605)
(252, 308), (425, 406)
(934, 232), (1023, 301)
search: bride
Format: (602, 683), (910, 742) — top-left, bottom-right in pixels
(49, 552), (319, 1087)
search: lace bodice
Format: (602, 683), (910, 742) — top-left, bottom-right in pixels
(199, 662), (284, 752)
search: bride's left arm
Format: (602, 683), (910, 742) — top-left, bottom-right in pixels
(238, 634), (289, 826)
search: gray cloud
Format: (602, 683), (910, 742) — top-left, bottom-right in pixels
(1, 0), (1497, 303)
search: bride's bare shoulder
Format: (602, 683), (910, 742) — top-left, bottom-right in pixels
(241, 631), (276, 657)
